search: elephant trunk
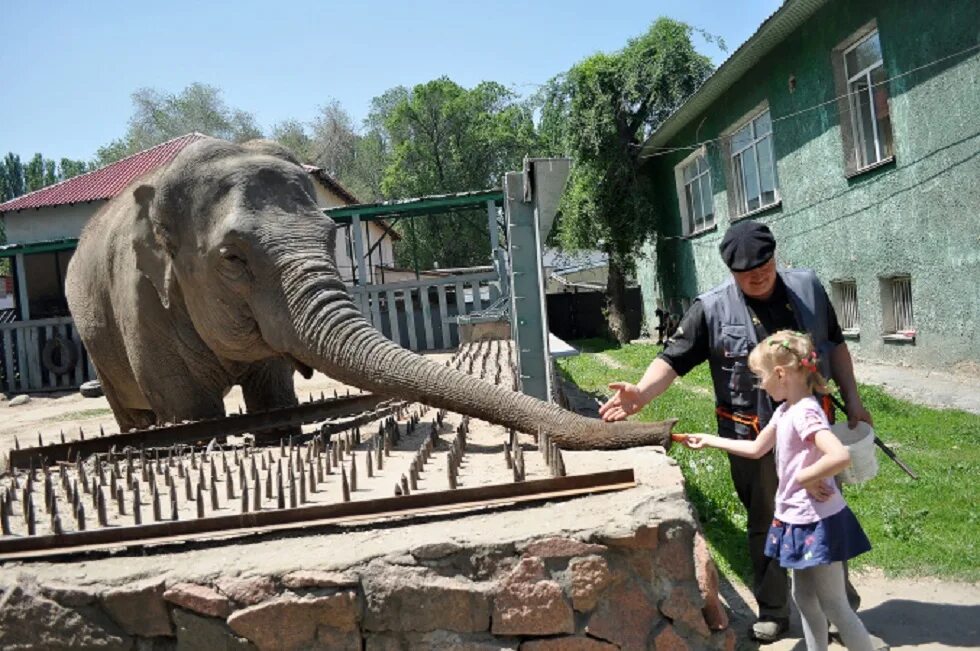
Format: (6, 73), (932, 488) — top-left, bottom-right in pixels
(279, 256), (675, 450)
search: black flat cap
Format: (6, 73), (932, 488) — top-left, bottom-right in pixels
(719, 220), (776, 271)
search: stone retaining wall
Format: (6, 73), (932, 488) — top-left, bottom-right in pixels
(0, 448), (733, 651)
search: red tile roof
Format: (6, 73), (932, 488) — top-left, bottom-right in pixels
(0, 133), (209, 213)
(0, 134), (359, 214)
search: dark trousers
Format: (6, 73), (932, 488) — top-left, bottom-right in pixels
(728, 451), (789, 620)
(728, 452), (861, 621)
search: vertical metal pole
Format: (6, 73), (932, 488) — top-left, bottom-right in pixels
(410, 215), (420, 281)
(486, 200), (499, 253)
(351, 213), (370, 315)
(504, 172), (551, 402)
(14, 253), (30, 320)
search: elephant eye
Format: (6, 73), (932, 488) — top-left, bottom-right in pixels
(218, 247), (248, 280)
(219, 246), (246, 266)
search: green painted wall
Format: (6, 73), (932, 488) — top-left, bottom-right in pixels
(639, 0), (980, 369)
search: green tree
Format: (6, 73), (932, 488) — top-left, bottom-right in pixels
(24, 153), (46, 192)
(537, 19), (713, 342)
(379, 78), (537, 269)
(0, 154), (23, 201)
(95, 83), (263, 166)
(59, 158), (89, 180)
(270, 118), (314, 162)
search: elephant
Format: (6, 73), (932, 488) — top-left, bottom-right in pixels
(65, 137), (675, 450)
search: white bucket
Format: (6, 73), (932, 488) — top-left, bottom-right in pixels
(830, 422), (879, 484)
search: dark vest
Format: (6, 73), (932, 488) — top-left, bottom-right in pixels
(700, 268), (833, 439)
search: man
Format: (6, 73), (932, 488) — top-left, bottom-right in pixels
(600, 220), (872, 643)
(654, 304), (667, 345)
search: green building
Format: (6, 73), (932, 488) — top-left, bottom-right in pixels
(637, 0), (979, 369)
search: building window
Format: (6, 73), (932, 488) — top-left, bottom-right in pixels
(674, 150), (715, 236)
(729, 108), (779, 216)
(880, 275), (915, 339)
(831, 279), (859, 335)
(836, 27), (894, 173)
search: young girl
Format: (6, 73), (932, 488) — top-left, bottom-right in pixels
(683, 330), (875, 651)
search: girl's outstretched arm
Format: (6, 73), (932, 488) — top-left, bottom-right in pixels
(795, 429), (851, 487)
(683, 422), (776, 458)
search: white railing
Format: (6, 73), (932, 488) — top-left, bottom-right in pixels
(349, 271), (500, 351)
(0, 317), (98, 394)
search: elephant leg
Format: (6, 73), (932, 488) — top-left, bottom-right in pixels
(97, 368), (156, 432)
(240, 358), (299, 412)
(240, 358), (300, 441)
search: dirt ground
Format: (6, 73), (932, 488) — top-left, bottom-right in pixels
(720, 567), (980, 650)
(2, 362), (978, 649)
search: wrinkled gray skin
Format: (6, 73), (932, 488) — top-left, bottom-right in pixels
(65, 138), (674, 449)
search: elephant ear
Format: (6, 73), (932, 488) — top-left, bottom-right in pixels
(132, 184), (175, 309)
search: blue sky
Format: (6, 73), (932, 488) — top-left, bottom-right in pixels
(0, 0), (782, 162)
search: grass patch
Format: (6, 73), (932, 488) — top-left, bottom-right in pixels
(558, 339), (980, 583)
(44, 408), (113, 422)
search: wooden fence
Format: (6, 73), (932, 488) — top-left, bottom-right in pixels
(0, 317), (97, 394)
(350, 271), (499, 351)
(0, 272), (500, 394)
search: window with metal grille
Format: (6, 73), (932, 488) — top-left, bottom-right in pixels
(831, 280), (859, 334)
(880, 274), (915, 339)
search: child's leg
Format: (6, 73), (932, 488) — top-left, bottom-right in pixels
(809, 562), (874, 651)
(791, 568), (829, 651)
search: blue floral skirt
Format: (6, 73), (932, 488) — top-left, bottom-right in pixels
(764, 506), (871, 570)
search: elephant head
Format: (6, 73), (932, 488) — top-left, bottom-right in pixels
(130, 137), (674, 450)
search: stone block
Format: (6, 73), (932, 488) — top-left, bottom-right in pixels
(519, 636), (617, 650)
(367, 630), (519, 651)
(410, 542), (463, 560)
(0, 584), (130, 650)
(173, 609), (256, 651)
(227, 591), (359, 651)
(710, 628), (736, 651)
(492, 557), (574, 636)
(659, 585), (710, 638)
(101, 578), (173, 637)
(656, 522), (696, 582)
(41, 583), (99, 608)
(165, 583), (233, 618)
(362, 564), (490, 633)
(599, 525), (659, 550)
(694, 532), (728, 630)
(281, 570), (359, 590)
(520, 537), (607, 559)
(215, 576), (278, 606)
(586, 578), (659, 651)
(653, 625), (691, 651)
(567, 555), (612, 612)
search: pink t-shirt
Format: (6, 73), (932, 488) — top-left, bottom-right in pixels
(771, 396), (846, 524)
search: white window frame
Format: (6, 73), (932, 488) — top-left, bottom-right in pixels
(726, 106), (780, 217)
(673, 148), (715, 236)
(879, 274), (915, 341)
(843, 29), (892, 170)
(830, 279), (860, 336)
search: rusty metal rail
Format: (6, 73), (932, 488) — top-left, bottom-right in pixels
(8, 392), (389, 470)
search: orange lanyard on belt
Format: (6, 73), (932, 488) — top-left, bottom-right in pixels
(715, 406), (761, 436)
(716, 396), (835, 436)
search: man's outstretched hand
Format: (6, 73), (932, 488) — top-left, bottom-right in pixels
(599, 382), (646, 422)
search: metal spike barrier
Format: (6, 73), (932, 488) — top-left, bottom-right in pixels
(0, 341), (642, 561)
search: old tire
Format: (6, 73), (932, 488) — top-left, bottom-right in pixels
(42, 336), (78, 375)
(79, 380), (104, 398)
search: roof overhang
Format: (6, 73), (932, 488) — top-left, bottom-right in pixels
(640, 0), (828, 156)
(325, 189), (504, 222)
(0, 238), (78, 258)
